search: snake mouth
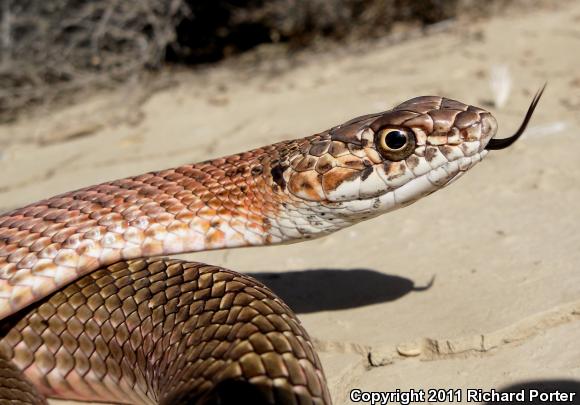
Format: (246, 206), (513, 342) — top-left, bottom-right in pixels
(485, 84), (546, 151)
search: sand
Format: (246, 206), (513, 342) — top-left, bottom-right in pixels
(1, 3), (580, 404)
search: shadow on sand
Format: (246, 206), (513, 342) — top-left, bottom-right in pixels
(484, 380), (580, 404)
(253, 268), (433, 314)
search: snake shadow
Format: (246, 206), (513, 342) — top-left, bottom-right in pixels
(253, 268), (433, 314)
(484, 380), (580, 404)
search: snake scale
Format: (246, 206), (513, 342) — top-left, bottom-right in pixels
(0, 89), (544, 404)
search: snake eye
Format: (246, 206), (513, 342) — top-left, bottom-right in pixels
(381, 130), (408, 150)
(376, 127), (416, 161)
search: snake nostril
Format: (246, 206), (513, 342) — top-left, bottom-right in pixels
(484, 114), (498, 134)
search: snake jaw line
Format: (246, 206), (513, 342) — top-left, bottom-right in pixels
(485, 83), (547, 150)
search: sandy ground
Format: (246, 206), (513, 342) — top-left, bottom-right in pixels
(1, 3), (580, 405)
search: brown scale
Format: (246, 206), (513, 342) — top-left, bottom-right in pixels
(1, 259), (329, 405)
(0, 141), (312, 318)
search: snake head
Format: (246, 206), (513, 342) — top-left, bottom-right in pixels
(283, 89), (543, 222)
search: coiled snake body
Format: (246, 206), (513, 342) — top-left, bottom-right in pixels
(0, 92), (543, 404)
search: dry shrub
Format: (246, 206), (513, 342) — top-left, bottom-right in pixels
(168, 0), (512, 63)
(0, 0), (187, 121)
(0, 0), (549, 122)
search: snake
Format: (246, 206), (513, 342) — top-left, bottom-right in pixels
(0, 88), (544, 405)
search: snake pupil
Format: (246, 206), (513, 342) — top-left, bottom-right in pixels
(385, 130), (407, 150)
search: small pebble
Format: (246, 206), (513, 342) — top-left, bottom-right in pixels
(397, 342), (422, 357)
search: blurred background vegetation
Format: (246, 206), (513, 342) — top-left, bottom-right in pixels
(0, 0), (548, 122)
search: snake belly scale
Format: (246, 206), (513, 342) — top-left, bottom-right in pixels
(0, 91), (543, 404)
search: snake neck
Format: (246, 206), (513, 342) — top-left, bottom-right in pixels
(0, 136), (322, 319)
